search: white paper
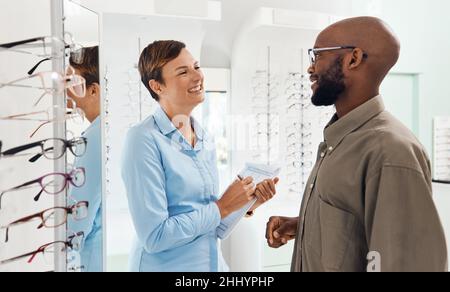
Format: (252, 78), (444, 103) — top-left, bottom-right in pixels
(217, 163), (281, 240)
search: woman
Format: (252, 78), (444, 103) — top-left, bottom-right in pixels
(66, 46), (103, 272)
(121, 40), (278, 272)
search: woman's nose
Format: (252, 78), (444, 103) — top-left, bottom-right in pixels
(192, 69), (203, 82)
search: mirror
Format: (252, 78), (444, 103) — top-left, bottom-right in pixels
(0, 0), (100, 272)
(63, 0), (102, 272)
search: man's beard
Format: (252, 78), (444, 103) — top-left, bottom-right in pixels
(311, 57), (346, 106)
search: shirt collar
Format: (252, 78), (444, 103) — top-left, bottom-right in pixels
(153, 106), (177, 136)
(153, 105), (205, 146)
(82, 115), (101, 135)
(324, 95), (385, 149)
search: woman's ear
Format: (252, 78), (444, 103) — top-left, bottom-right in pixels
(149, 79), (162, 95)
(89, 83), (101, 98)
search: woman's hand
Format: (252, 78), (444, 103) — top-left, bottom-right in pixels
(216, 177), (256, 219)
(249, 178), (279, 212)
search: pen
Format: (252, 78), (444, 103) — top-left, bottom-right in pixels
(237, 174), (255, 217)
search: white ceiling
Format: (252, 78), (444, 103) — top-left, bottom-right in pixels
(202, 0), (355, 67)
(66, 0), (362, 67)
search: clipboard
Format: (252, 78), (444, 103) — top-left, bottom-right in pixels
(216, 163), (281, 240)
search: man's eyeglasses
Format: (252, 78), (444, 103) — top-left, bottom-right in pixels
(0, 168), (86, 209)
(0, 66), (86, 107)
(0, 137), (87, 163)
(1, 202), (89, 243)
(0, 232), (84, 266)
(308, 46), (369, 66)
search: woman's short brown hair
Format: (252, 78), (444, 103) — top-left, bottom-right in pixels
(138, 40), (186, 101)
(69, 46), (99, 87)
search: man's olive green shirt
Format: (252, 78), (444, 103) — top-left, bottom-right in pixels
(291, 95), (447, 272)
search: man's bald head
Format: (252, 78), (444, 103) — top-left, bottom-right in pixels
(317, 16), (400, 84)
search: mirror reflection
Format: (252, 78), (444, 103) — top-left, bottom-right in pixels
(64, 0), (102, 272)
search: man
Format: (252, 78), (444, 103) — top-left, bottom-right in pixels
(67, 46), (103, 272)
(266, 17), (447, 272)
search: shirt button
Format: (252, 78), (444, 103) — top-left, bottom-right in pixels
(328, 146), (334, 152)
(320, 152), (325, 158)
(310, 184), (314, 189)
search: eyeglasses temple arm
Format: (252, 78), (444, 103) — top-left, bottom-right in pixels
(28, 58), (51, 75)
(0, 72), (44, 89)
(33, 91), (48, 107)
(29, 121), (51, 138)
(29, 146), (54, 163)
(0, 250), (36, 265)
(2, 141), (43, 157)
(0, 37), (45, 49)
(16, 178), (41, 190)
(33, 188), (45, 202)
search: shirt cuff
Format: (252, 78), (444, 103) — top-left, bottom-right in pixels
(209, 201), (222, 229)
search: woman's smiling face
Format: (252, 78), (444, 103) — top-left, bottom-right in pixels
(157, 48), (205, 109)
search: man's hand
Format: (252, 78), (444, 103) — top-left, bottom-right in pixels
(266, 216), (299, 248)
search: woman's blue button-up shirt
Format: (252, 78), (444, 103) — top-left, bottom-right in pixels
(68, 116), (103, 272)
(121, 106), (228, 272)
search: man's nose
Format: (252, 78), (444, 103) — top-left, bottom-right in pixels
(307, 64), (315, 75)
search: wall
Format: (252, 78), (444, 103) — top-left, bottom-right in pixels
(352, 0), (450, 157)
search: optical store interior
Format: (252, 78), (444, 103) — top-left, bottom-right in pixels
(0, 0), (449, 273)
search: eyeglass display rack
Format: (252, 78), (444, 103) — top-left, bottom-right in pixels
(250, 46), (333, 201)
(433, 117), (450, 183)
(0, 0), (76, 272)
(251, 47), (280, 164)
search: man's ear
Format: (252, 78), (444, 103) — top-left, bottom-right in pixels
(348, 48), (365, 70)
(149, 79), (162, 95)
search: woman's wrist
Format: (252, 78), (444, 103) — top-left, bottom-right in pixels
(215, 200), (229, 219)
